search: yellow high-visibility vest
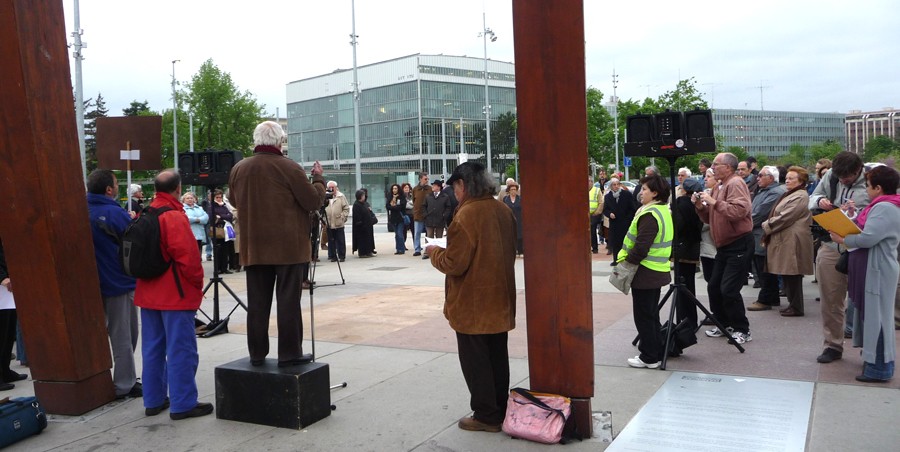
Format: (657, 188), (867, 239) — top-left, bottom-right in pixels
(589, 186), (602, 212)
(616, 203), (673, 272)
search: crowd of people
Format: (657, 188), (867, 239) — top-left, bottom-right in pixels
(594, 152), (898, 383)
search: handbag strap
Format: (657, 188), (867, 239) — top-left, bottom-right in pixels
(510, 388), (567, 419)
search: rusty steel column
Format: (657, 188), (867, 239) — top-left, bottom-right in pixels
(0, 0), (115, 414)
(512, 0), (594, 438)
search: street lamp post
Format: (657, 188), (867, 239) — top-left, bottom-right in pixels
(172, 59), (180, 172)
(479, 13), (496, 179)
(612, 69), (619, 175)
(350, 0), (362, 191)
(72, 0), (87, 183)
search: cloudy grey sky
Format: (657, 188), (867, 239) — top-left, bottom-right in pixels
(64, 0), (899, 117)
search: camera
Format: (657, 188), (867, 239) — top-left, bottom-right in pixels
(325, 188), (334, 200)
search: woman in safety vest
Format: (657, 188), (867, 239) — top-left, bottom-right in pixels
(618, 174), (674, 369)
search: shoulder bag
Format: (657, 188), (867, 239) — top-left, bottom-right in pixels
(501, 388), (571, 444)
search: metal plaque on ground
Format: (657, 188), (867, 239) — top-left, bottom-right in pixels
(607, 372), (813, 452)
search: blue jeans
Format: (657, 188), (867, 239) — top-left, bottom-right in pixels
(413, 221), (426, 253)
(393, 221), (407, 252)
(141, 309), (200, 413)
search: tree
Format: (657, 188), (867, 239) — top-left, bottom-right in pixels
(863, 135), (900, 162)
(83, 92), (108, 173)
(586, 87), (615, 173)
(183, 59), (264, 155)
(122, 100), (151, 116)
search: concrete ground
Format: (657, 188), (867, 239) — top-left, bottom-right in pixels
(4, 216), (899, 451)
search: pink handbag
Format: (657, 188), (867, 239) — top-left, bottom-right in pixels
(501, 388), (571, 444)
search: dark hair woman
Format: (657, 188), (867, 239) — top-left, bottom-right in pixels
(386, 184), (408, 254)
(622, 174), (673, 369)
(831, 165), (900, 382)
(352, 189), (376, 258)
(502, 182), (524, 256)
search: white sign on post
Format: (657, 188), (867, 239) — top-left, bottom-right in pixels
(120, 149), (141, 160)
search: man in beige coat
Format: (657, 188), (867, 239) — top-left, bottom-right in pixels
(228, 121), (326, 367)
(425, 162), (517, 433)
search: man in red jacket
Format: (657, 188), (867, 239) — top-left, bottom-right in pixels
(134, 170), (211, 420)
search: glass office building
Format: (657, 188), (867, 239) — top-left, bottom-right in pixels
(713, 109), (846, 158)
(286, 54), (516, 210)
(845, 108), (899, 154)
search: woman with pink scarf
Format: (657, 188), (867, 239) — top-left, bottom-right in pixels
(830, 165), (900, 383)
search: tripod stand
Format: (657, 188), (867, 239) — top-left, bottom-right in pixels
(309, 202), (346, 289)
(197, 186), (248, 338)
(631, 156), (744, 369)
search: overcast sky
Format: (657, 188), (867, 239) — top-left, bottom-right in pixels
(63, 0), (899, 118)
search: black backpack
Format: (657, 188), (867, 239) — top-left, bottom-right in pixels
(120, 206), (174, 278)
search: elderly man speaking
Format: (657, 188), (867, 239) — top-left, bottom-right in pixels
(425, 162), (517, 433)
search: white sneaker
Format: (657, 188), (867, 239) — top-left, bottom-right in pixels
(731, 331), (752, 344)
(705, 326), (734, 338)
(627, 355), (660, 369)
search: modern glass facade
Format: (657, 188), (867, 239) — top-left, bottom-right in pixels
(713, 109), (846, 158)
(286, 55), (516, 212)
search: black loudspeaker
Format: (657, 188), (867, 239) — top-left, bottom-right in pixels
(179, 150), (243, 186)
(178, 153), (196, 174)
(217, 150), (241, 173)
(655, 110), (684, 140)
(684, 110), (714, 139)
(215, 358), (331, 429)
(626, 114), (656, 142)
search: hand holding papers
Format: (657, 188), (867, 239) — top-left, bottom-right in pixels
(812, 209), (861, 238)
(424, 237), (447, 249)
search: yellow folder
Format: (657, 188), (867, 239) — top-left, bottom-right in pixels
(812, 209), (862, 237)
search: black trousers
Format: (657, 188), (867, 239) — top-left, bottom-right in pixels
(633, 287), (663, 364)
(590, 215), (603, 252)
(707, 234), (754, 334)
(246, 264), (304, 363)
(0, 310), (16, 379)
(782, 274), (804, 313)
(754, 254), (780, 306)
(456, 332), (510, 425)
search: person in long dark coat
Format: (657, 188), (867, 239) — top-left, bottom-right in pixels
(352, 189), (376, 258)
(603, 178), (637, 265)
(673, 179), (704, 328)
(502, 182), (524, 256)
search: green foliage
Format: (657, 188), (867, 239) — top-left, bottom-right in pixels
(122, 100), (151, 116)
(84, 92), (109, 173)
(473, 111), (518, 176)
(778, 141), (843, 168)
(182, 59), (265, 155)
(863, 135), (900, 162)
(586, 87), (615, 168)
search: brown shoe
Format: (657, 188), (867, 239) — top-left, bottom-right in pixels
(780, 307), (804, 317)
(458, 416), (501, 432)
(747, 302), (772, 311)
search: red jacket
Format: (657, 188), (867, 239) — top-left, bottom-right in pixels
(134, 192), (205, 310)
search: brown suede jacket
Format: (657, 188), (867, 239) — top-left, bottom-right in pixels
(429, 194), (517, 334)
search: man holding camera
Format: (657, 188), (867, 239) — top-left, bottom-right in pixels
(228, 121), (326, 367)
(809, 151), (869, 364)
(325, 181), (349, 262)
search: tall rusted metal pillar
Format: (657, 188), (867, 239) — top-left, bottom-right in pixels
(0, 0), (115, 414)
(512, 0), (594, 437)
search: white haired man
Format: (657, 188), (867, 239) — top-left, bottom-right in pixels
(228, 121), (326, 367)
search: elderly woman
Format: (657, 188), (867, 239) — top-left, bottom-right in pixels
(502, 181), (524, 256)
(211, 189), (234, 274)
(831, 166), (900, 383)
(762, 166), (814, 317)
(603, 177), (638, 264)
(620, 174), (673, 369)
(182, 192), (209, 256)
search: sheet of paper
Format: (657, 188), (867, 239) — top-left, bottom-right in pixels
(0, 285), (15, 310)
(424, 237), (447, 249)
(812, 209), (861, 237)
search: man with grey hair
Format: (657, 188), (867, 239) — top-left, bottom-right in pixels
(228, 120), (326, 367)
(603, 177), (637, 261)
(747, 165), (785, 311)
(324, 180), (349, 262)
(694, 152), (754, 344)
(675, 167), (692, 198)
(425, 162), (516, 433)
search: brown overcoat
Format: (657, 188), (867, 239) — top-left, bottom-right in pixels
(228, 153), (326, 266)
(762, 188), (814, 275)
(429, 194), (517, 334)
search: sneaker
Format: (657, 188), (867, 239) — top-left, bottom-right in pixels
(731, 331), (752, 344)
(458, 416), (501, 432)
(170, 402), (214, 420)
(705, 326), (734, 338)
(626, 355), (660, 369)
(817, 348), (842, 363)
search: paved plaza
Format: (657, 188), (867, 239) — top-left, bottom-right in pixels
(4, 216), (899, 451)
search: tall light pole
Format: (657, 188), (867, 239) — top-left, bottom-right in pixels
(479, 13), (496, 178)
(350, 0), (362, 191)
(172, 59), (180, 172)
(72, 0), (87, 183)
(612, 69), (619, 175)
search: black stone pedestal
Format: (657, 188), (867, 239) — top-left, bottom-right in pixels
(215, 358), (331, 429)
